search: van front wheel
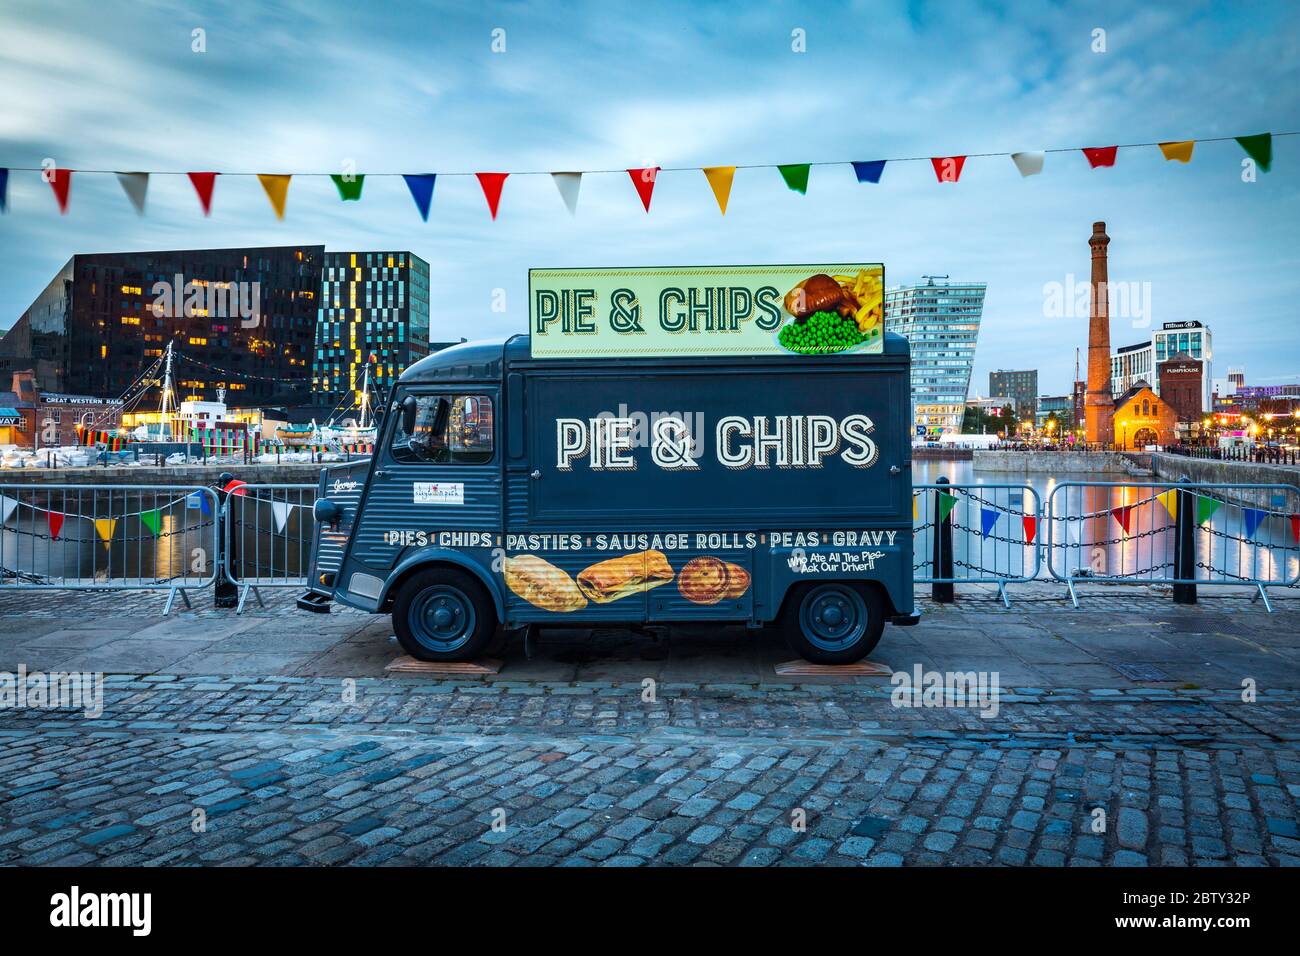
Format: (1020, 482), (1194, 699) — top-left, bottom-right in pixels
(392, 568), (497, 662)
(782, 582), (884, 664)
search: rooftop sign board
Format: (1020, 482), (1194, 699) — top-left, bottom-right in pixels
(529, 264), (884, 358)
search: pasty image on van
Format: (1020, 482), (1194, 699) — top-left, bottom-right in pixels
(678, 556), (751, 604)
(504, 555), (587, 612)
(577, 550), (675, 603)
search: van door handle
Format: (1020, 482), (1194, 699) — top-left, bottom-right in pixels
(530, 469), (542, 479)
(373, 468), (388, 479)
(889, 465), (901, 476)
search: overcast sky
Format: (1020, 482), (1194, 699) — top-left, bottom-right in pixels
(1, 0), (1297, 395)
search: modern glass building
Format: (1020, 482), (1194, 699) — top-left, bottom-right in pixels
(0, 246), (325, 408)
(884, 277), (986, 437)
(988, 369), (1039, 419)
(1111, 320), (1213, 413)
(312, 251), (431, 410)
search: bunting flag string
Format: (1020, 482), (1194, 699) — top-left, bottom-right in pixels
(47, 511), (65, 541)
(1242, 508), (1265, 540)
(403, 174), (435, 221)
(1156, 490), (1178, 521)
(1022, 515), (1038, 545)
(1196, 495), (1223, 526)
(116, 172), (148, 214)
(777, 163), (810, 194)
(627, 167), (658, 211)
(551, 172), (581, 215)
(93, 518), (116, 547)
(330, 174), (365, 201)
(188, 172), (217, 215)
(702, 165), (735, 214)
(257, 174), (291, 219)
(139, 509), (162, 537)
(1, 131), (1289, 220)
(271, 500), (292, 534)
(936, 492), (959, 524)
(1110, 504), (1135, 535)
(979, 506), (1000, 538)
(476, 171), (508, 219)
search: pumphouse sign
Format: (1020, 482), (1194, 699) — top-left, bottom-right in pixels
(529, 264), (885, 358)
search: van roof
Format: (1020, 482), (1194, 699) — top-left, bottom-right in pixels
(399, 332), (910, 383)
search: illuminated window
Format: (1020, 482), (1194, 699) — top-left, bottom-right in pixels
(120, 316), (141, 325)
(189, 337), (208, 346)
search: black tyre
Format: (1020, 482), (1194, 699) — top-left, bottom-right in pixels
(392, 567), (497, 662)
(781, 581), (885, 664)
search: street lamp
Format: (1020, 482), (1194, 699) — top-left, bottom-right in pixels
(1120, 419), (1129, 451)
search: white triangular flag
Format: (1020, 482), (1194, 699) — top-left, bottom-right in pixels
(116, 172), (149, 214)
(271, 500), (291, 533)
(552, 172), (582, 215)
(1010, 152), (1044, 177)
(0, 495), (17, 523)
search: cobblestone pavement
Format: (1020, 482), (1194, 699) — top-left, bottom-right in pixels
(1, 586), (1297, 866)
(1, 675), (1297, 867)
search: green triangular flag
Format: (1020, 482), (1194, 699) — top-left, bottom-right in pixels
(330, 174), (365, 201)
(937, 492), (958, 523)
(139, 509), (162, 536)
(1235, 134), (1271, 172)
(777, 163), (810, 194)
(1196, 495), (1222, 525)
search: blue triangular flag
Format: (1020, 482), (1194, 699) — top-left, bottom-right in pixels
(851, 160), (886, 184)
(0, 168), (7, 212)
(1243, 507), (1265, 539)
(980, 506), (1000, 538)
(403, 174), (436, 221)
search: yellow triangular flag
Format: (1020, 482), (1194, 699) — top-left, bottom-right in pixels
(94, 518), (117, 545)
(257, 174), (292, 219)
(1155, 490), (1177, 519)
(702, 166), (735, 215)
(1157, 141), (1194, 163)
(912, 495), (918, 522)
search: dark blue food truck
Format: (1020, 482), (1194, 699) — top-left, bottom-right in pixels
(300, 263), (916, 663)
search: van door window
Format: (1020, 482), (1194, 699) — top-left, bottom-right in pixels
(392, 394), (495, 464)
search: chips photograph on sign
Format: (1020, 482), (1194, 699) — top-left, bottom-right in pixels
(529, 264), (885, 358)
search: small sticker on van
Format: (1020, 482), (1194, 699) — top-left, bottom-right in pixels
(413, 482), (465, 505)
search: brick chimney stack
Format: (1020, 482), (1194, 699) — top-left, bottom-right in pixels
(1084, 221), (1114, 445)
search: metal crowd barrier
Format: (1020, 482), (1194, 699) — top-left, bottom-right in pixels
(1045, 481), (1300, 609)
(0, 484), (220, 614)
(913, 479), (1043, 607)
(221, 483), (318, 613)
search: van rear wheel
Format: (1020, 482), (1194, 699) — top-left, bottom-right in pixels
(392, 568), (497, 662)
(782, 582), (884, 664)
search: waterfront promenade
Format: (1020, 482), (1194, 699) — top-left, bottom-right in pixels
(0, 586), (1296, 867)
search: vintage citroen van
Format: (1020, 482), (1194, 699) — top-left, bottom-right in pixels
(300, 331), (918, 664)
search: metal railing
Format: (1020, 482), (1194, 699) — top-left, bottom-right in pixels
(1045, 481), (1300, 609)
(0, 484), (220, 613)
(222, 483), (318, 613)
(914, 479), (1042, 607)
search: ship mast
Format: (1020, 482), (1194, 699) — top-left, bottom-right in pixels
(159, 340), (176, 439)
(358, 358), (372, 430)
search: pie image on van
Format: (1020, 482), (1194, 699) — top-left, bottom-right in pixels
(504, 555), (587, 612)
(577, 550), (674, 603)
(678, 556), (751, 604)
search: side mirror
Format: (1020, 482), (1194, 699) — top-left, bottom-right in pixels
(401, 396), (418, 436)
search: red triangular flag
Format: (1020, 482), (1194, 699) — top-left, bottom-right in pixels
(930, 156), (966, 183)
(1292, 514), (1299, 544)
(475, 172), (508, 219)
(627, 167), (659, 212)
(47, 511), (65, 541)
(48, 169), (73, 213)
(222, 478), (247, 497)
(1082, 146), (1118, 168)
(188, 172), (218, 215)
(1022, 515), (1037, 545)
(1110, 504), (1134, 534)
